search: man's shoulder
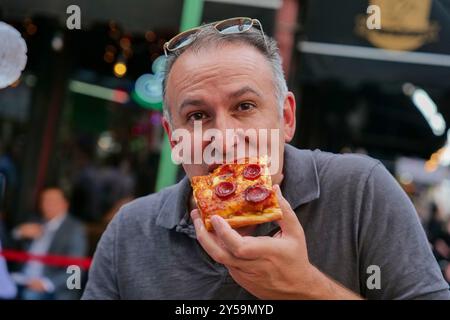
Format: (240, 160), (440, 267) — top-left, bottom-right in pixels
(311, 149), (382, 181)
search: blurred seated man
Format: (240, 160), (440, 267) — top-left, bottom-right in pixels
(11, 187), (87, 300)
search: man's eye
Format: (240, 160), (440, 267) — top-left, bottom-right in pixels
(237, 103), (256, 112)
(188, 112), (207, 122)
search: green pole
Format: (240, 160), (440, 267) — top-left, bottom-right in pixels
(155, 0), (204, 191)
(180, 0), (205, 32)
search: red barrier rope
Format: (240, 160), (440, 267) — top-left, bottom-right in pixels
(0, 250), (92, 270)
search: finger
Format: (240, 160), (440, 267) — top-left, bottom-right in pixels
(272, 230), (282, 238)
(209, 215), (244, 253)
(210, 215), (274, 259)
(191, 210), (255, 267)
(273, 184), (303, 236)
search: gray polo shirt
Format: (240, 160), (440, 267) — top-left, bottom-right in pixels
(82, 144), (450, 299)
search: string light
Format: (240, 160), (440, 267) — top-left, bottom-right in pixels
(145, 31), (156, 42)
(51, 32), (64, 52)
(23, 17), (37, 36)
(104, 51), (114, 63)
(106, 45), (117, 54)
(108, 20), (120, 40)
(123, 48), (133, 59)
(113, 62), (127, 77)
(119, 37), (131, 50)
(403, 83), (446, 136)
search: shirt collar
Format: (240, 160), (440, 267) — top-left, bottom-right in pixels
(156, 177), (191, 230)
(45, 213), (67, 231)
(155, 144), (321, 230)
(280, 144), (321, 210)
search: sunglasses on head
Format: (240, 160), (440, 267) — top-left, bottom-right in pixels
(163, 17), (267, 56)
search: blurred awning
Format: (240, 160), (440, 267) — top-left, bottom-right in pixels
(0, 0), (279, 33)
(1, 0), (184, 32)
(298, 0), (450, 88)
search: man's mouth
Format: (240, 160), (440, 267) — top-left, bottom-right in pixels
(207, 156), (263, 173)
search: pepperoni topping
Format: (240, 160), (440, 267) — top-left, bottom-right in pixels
(243, 164), (261, 180)
(244, 185), (270, 203)
(218, 164), (234, 177)
(215, 181), (236, 199)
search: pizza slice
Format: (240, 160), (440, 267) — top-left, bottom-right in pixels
(191, 156), (282, 231)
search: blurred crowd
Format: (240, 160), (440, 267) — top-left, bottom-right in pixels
(0, 137), (137, 300)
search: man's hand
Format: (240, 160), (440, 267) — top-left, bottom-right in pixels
(17, 223), (43, 240)
(191, 184), (362, 299)
(27, 278), (47, 292)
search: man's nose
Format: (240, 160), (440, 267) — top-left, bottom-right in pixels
(210, 114), (240, 158)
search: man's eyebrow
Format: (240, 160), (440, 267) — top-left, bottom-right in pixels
(179, 98), (209, 111)
(178, 86), (261, 111)
(229, 86), (262, 99)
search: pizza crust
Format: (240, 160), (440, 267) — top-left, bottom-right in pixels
(203, 207), (283, 231)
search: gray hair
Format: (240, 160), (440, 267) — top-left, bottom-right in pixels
(162, 25), (288, 126)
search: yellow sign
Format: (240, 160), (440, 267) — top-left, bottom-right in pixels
(356, 0), (439, 51)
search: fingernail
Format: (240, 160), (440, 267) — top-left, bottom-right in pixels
(191, 210), (203, 229)
(191, 209), (199, 220)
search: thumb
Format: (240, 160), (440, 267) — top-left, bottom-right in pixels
(273, 184), (303, 237)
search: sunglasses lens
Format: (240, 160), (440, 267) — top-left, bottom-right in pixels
(168, 29), (198, 51)
(216, 18), (252, 34)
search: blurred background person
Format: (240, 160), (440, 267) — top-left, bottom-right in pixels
(0, 141), (20, 230)
(0, 173), (17, 299)
(0, 239), (17, 300)
(70, 136), (102, 223)
(97, 154), (135, 220)
(11, 187), (87, 300)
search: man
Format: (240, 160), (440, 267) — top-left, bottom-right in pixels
(83, 18), (450, 299)
(12, 187), (87, 300)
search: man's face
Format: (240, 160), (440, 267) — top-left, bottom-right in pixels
(163, 43), (296, 183)
(40, 189), (68, 221)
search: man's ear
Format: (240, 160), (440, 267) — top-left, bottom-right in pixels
(162, 117), (176, 148)
(283, 91), (296, 142)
